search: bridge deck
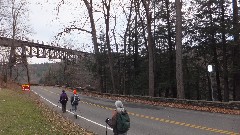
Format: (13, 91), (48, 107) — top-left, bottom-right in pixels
(0, 37), (88, 59)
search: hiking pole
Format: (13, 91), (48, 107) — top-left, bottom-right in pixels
(105, 122), (108, 135)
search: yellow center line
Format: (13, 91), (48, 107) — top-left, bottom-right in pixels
(175, 122), (180, 125)
(39, 88), (239, 135)
(83, 101), (239, 135)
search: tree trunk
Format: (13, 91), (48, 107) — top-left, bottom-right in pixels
(166, 0), (176, 98)
(209, 8), (222, 101)
(232, 0), (240, 100)
(102, 0), (116, 93)
(232, 0), (239, 41)
(208, 2), (222, 101)
(134, 0), (139, 83)
(221, 0), (229, 102)
(137, 4), (148, 51)
(21, 46), (30, 84)
(213, 43), (222, 101)
(83, 0), (102, 92)
(9, 7), (17, 79)
(123, 1), (133, 95)
(142, 0), (155, 97)
(175, 0), (185, 99)
(9, 45), (15, 79)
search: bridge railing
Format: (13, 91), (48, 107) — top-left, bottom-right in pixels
(0, 36), (88, 60)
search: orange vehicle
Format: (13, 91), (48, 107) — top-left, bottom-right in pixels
(22, 84), (30, 91)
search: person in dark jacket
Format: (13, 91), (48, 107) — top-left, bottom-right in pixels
(59, 90), (68, 113)
(105, 100), (129, 135)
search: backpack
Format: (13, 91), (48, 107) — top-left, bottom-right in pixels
(61, 93), (68, 103)
(72, 94), (80, 105)
(116, 112), (130, 133)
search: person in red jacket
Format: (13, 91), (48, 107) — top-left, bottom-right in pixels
(70, 90), (80, 118)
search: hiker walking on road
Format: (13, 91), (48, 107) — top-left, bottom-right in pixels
(59, 90), (68, 113)
(105, 100), (130, 135)
(71, 89), (80, 119)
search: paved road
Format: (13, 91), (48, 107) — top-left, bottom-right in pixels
(32, 86), (240, 135)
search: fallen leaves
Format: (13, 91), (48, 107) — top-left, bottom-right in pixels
(0, 84), (96, 135)
(31, 93), (95, 135)
(82, 91), (240, 115)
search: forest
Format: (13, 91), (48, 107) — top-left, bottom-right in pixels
(0, 0), (240, 102)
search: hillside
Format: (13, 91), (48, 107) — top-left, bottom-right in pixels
(29, 63), (57, 84)
(27, 61), (97, 89)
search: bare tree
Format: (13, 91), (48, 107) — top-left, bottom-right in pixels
(0, 49), (9, 86)
(121, 0), (134, 94)
(7, 0), (31, 83)
(141, 0), (155, 97)
(175, 0), (185, 99)
(82, 0), (100, 62)
(57, 0), (103, 92)
(220, 0), (229, 102)
(165, 0), (176, 98)
(0, 1), (9, 82)
(102, 0), (116, 93)
(0, 1), (11, 36)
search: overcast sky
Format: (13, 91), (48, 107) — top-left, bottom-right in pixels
(27, 0), (128, 64)
(28, 0), (72, 63)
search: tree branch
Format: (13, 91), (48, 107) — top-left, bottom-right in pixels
(57, 26), (92, 37)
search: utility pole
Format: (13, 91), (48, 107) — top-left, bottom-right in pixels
(208, 65), (214, 101)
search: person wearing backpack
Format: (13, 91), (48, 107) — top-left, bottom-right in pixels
(70, 89), (80, 119)
(59, 90), (68, 113)
(105, 100), (130, 135)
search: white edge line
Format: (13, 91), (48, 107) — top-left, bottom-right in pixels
(32, 90), (113, 131)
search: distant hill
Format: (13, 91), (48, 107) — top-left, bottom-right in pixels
(29, 63), (58, 84)
(27, 60), (97, 89)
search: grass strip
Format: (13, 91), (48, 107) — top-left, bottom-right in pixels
(0, 88), (94, 135)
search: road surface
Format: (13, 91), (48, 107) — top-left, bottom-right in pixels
(32, 86), (240, 135)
